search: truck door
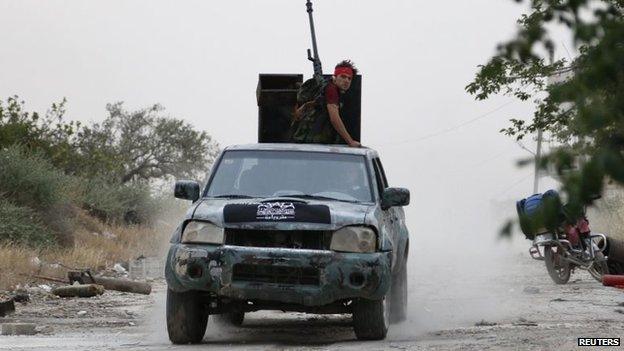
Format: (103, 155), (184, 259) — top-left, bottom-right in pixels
(372, 157), (400, 268)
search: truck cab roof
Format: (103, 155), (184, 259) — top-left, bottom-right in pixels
(224, 143), (379, 159)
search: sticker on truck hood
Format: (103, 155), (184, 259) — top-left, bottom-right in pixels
(223, 202), (330, 223)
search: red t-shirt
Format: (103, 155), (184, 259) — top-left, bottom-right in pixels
(325, 82), (340, 106)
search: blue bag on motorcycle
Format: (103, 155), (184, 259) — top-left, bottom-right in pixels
(516, 190), (562, 239)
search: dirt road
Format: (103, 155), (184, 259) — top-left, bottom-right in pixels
(2, 244), (623, 351)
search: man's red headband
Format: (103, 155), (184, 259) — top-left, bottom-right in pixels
(334, 67), (353, 77)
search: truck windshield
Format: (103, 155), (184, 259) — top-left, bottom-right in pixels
(206, 150), (373, 203)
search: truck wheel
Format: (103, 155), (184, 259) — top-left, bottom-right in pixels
(166, 289), (208, 344)
(352, 297), (389, 340)
(214, 312), (245, 327)
(389, 258), (407, 323)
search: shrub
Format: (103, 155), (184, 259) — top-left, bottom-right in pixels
(0, 145), (77, 246)
(0, 145), (71, 210)
(82, 177), (163, 225)
(0, 197), (55, 247)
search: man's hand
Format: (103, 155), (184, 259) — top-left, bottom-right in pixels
(293, 101), (316, 121)
(348, 140), (361, 148)
(327, 104), (360, 147)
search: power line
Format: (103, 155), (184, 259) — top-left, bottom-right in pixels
(381, 100), (515, 147)
(497, 173), (533, 197)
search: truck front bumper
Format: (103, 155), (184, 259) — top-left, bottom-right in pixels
(165, 244), (391, 306)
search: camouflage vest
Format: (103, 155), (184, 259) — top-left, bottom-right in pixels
(290, 78), (341, 144)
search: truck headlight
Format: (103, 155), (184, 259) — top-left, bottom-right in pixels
(330, 226), (377, 253)
(181, 221), (224, 244)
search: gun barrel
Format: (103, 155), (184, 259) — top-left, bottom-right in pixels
(306, 0), (322, 75)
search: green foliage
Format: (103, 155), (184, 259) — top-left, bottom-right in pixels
(76, 102), (220, 183)
(0, 145), (77, 246)
(1, 97), (219, 185)
(467, 0), (624, 230)
(0, 96), (82, 173)
(0, 97), (218, 246)
(81, 177), (163, 224)
(0, 197), (55, 248)
(0, 145), (72, 210)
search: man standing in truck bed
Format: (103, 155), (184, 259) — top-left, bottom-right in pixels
(291, 60), (361, 147)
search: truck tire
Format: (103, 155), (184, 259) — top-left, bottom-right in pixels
(166, 289), (208, 344)
(214, 312), (245, 327)
(352, 297), (389, 340)
(389, 258), (407, 324)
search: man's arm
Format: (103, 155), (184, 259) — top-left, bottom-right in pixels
(293, 101), (315, 121)
(327, 104), (360, 147)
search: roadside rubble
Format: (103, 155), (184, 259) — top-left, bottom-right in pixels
(52, 284), (105, 298)
(0, 280), (161, 337)
(1, 323), (36, 336)
(0, 295), (15, 317)
(0, 256), (161, 338)
(474, 320), (497, 327)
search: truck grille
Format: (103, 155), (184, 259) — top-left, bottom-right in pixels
(232, 263), (320, 286)
(225, 229), (330, 250)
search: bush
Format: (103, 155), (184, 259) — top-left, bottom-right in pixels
(0, 145), (72, 210)
(0, 145), (77, 246)
(0, 197), (55, 247)
(82, 177), (163, 224)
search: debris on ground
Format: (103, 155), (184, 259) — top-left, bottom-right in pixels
(12, 288), (30, 303)
(91, 277), (151, 295)
(38, 284), (53, 293)
(0, 295), (15, 317)
(68, 271), (152, 295)
(550, 298), (567, 302)
(52, 284), (105, 298)
(523, 286), (540, 294)
(1, 323), (37, 335)
(113, 263), (127, 275)
(475, 320), (497, 327)
(602, 274), (624, 287)
(35, 325), (53, 334)
(27, 270), (152, 295)
(513, 317), (538, 327)
(30, 257), (42, 268)
(129, 256), (164, 281)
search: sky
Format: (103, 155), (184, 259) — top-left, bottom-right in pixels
(0, 0), (568, 227)
(1, 0), (576, 330)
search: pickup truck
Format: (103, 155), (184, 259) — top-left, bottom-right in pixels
(165, 143), (410, 343)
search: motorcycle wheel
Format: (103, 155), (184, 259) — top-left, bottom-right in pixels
(544, 244), (571, 284)
(587, 251), (609, 283)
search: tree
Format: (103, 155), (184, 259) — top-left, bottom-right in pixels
(0, 96), (82, 172)
(77, 102), (220, 183)
(467, 0), (624, 224)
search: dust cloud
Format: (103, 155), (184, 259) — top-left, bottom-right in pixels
(377, 134), (559, 338)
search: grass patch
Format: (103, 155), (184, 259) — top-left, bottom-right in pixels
(0, 211), (172, 290)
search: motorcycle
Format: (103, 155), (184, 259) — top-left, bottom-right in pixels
(528, 216), (610, 284)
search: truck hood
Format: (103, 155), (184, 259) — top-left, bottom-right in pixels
(190, 198), (373, 231)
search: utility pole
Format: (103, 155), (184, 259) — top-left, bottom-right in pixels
(533, 128), (543, 194)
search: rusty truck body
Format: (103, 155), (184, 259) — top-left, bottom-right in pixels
(165, 142), (410, 343)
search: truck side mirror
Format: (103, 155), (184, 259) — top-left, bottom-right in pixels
(381, 187), (410, 210)
(174, 180), (200, 202)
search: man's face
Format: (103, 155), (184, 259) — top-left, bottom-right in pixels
(334, 73), (352, 92)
